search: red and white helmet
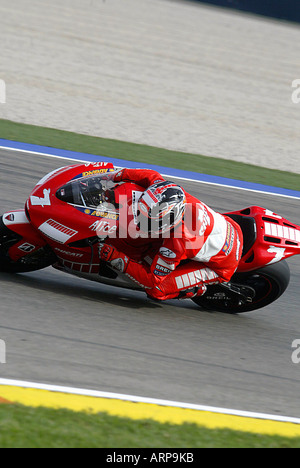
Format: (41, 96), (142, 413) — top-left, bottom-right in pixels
(137, 181), (186, 236)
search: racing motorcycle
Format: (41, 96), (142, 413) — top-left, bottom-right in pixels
(0, 162), (299, 313)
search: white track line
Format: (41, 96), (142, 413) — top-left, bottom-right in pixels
(0, 145), (87, 162)
(0, 377), (300, 424)
(1, 144), (300, 199)
(165, 174), (300, 200)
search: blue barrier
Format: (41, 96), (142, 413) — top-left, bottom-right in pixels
(189, 0), (300, 23)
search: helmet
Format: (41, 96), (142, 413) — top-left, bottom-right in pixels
(137, 181), (186, 236)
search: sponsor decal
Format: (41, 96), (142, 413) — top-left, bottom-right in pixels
(159, 247), (177, 259)
(154, 261), (173, 277)
(82, 169), (114, 177)
(73, 165), (115, 180)
(54, 248), (83, 258)
(3, 211), (29, 226)
(39, 219), (78, 244)
(18, 243), (35, 253)
(154, 269), (169, 277)
(75, 206), (119, 220)
(90, 220), (117, 236)
(126, 273), (151, 289)
(222, 223), (235, 256)
(4, 213), (14, 222)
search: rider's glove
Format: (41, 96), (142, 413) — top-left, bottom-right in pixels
(111, 168), (125, 183)
(99, 243), (130, 273)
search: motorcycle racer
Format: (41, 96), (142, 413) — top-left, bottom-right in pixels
(1, 161), (296, 313)
(99, 168), (244, 301)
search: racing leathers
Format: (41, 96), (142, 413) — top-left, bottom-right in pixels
(100, 168), (243, 301)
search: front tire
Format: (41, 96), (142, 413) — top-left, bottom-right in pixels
(0, 217), (56, 273)
(192, 260), (291, 313)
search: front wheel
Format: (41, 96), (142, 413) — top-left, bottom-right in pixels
(0, 217), (57, 273)
(192, 260), (291, 313)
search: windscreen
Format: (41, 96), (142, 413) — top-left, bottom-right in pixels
(56, 172), (118, 209)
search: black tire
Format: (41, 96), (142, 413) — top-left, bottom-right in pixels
(0, 216), (56, 273)
(192, 260), (291, 313)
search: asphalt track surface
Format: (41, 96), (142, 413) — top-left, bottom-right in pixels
(0, 149), (300, 418)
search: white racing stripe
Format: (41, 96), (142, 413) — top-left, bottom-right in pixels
(264, 222), (300, 243)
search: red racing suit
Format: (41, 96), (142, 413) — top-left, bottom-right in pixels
(103, 168), (243, 301)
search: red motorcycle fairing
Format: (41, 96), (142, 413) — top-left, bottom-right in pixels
(1, 163), (117, 267)
(225, 206), (300, 273)
(23, 162), (118, 272)
(2, 210), (47, 262)
(25, 162), (154, 274)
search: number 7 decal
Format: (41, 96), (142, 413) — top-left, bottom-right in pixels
(30, 189), (51, 207)
(267, 246), (286, 264)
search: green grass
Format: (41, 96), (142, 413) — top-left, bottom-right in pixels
(0, 404), (299, 448)
(0, 119), (299, 191)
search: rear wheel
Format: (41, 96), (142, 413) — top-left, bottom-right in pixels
(192, 260), (290, 313)
(0, 217), (56, 273)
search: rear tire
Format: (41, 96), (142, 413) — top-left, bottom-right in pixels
(192, 260), (290, 313)
(0, 216), (56, 273)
